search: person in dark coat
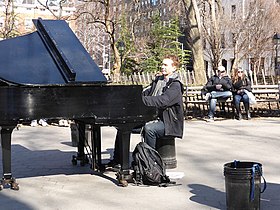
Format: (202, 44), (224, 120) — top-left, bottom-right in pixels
(107, 55), (184, 169)
(232, 67), (252, 120)
(141, 54), (184, 148)
(204, 66), (232, 122)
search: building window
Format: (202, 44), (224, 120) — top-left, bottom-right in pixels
(231, 5), (236, 19)
(221, 34), (225, 48)
(48, 0), (59, 6)
(151, 0), (157, 5)
(22, 0), (35, 4)
(25, 19), (33, 29)
(232, 33), (236, 46)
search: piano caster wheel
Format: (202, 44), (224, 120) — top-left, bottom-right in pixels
(11, 181), (19, 191)
(0, 177), (19, 190)
(116, 172), (130, 187)
(72, 155), (89, 166)
(118, 179), (128, 187)
(72, 155), (77, 165)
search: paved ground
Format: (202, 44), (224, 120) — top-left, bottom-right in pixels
(0, 117), (279, 210)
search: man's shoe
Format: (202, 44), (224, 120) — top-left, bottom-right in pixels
(206, 116), (214, 122)
(39, 119), (48, 126)
(30, 120), (38, 127)
(246, 112), (251, 120)
(59, 119), (70, 127)
(205, 93), (211, 101)
(237, 113), (242, 120)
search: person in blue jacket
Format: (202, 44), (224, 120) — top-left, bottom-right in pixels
(141, 54), (184, 149)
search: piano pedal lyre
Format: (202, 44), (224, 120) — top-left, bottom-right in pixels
(0, 175), (19, 191)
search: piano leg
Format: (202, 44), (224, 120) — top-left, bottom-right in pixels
(90, 125), (102, 171)
(0, 125), (19, 190)
(115, 126), (133, 187)
(71, 122), (89, 166)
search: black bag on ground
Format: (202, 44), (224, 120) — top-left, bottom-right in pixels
(132, 141), (172, 186)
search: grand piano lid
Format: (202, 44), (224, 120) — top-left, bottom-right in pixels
(0, 18), (107, 86)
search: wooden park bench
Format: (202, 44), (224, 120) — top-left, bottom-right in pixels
(184, 84), (280, 118)
(251, 84), (280, 116)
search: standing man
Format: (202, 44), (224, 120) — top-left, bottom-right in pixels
(204, 65), (232, 122)
(142, 54), (184, 149)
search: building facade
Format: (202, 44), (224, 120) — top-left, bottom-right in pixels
(204, 0), (280, 78)
(4, 0), (278, 80)
(0, 0), (76, 38)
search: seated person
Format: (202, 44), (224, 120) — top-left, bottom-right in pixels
(141, 54), (184, 149)
(107, 54), (184, 168)
(231, 67), (252, 120)
(204, 66), (232, 122)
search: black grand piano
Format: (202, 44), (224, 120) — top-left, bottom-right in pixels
(0, 18), (156, 189)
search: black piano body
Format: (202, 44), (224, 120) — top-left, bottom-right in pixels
(0, 18), (156, 189)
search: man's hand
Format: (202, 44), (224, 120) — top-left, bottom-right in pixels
(237, 89), (244, 94)
(216, 84), (222, 90)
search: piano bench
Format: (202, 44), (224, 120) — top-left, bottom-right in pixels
(156, 136), (177, 169)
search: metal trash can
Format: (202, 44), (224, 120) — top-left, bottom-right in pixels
(224, 161), (266, 210)
(156, 136), (177, 169)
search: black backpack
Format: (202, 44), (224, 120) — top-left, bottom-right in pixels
(131, 142), (172, 186)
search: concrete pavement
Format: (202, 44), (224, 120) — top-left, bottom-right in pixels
(0, 117), (279, 210)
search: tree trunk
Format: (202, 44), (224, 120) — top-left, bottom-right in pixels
(182, 0), (206, 85)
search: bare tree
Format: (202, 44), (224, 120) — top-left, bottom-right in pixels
(244, 0), (280, 84)
(226, 0), (280, 84)
(74, 13), (111, 74)
(199, 0), (224, 74)
(73, 0), (124, 75)
(181, 0), (206, 84)
(126, 0), (152, 67)
(37, 0), (74, 20)
(0, 0), (20, 39)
